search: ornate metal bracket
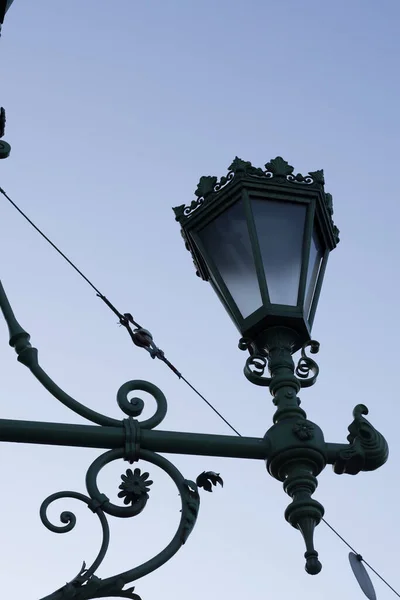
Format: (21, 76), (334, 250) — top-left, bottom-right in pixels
(330, 404), (389, 475)
(294, 340), (320, 388)
(0, 285), (389, 592)
(36, 401), (206, 600)
(240, 337), (320, 389)
(0, 281), (224, 600)
(240, 326), (388, 575)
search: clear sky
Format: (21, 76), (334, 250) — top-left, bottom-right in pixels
(1, 1), (399, 599)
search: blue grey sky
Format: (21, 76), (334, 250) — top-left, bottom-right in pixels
(1, 1), (399, 599)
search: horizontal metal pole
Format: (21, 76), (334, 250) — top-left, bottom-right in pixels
(325, 442), (348, 464)
(0, 418), (124, 448)
(141, 429), (269, 459)
(0, 418), (270, 459)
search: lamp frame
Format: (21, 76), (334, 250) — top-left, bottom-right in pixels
(174, 156), (340, 350)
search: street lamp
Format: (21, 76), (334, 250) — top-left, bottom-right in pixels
(0, 4), (389, 597)
(173, 156), (387, 575)
(0, 155), (389, 599)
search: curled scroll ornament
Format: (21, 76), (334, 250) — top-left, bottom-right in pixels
(37, 379), (200, 600)
(243, 353), (272, 386)
(116, 380), (167, 429)
(39, 491), (110, 593)
(39, 449), (200, 600)
(0, 282), (205, 598)
(295, 340), (320, 388)
(333, 404), (389, 475)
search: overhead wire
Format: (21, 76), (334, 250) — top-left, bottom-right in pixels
(0, 185), (240, 436)
(322, 518), (400, 598)
(0, 184), (397, 596)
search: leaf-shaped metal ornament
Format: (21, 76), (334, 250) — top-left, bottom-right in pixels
(264, 156), (294, 177)
(349, 553), (377, 600)
(196, 471), (224, 492)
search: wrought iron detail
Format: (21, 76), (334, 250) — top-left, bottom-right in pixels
(292, 420), (315, 441)
(0, 273), (388, 589)
(295, 340), (320, 388)
(284, 469), (324, 575)
(118, 468), (153, 506)
(196, 471), (224, 492)
(39, 448), (205, 599)
(264, 156), (294, 179)
(332, 404), (389, 475)
(181, 480), (200, 544)
(173, 155), (340, 244)
(0, 282), (223, 599)
(243, 353), (271, 386)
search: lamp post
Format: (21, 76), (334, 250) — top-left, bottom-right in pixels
(0, 3), (390, 597)
(173, 155), (389, 576)
(0, 153), (389, 600)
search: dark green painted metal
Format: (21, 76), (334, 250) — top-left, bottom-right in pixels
(40, 490), (111, 588)
(0, 280), (121, 427)
(242, 188), (270, 305)
(173, 156), (339, 351)
(0, 418), (270, 457)
(260, 327), (324, 575)
(242, 326), (388, 575)
(308, 248), (329, 328)
(296, 201), (315, 309)
(0, 418), (125, 448)
(0, 280), (390, 596)
(0, 147), (388, 598)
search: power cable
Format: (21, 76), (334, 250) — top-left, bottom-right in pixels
(322, 518), (400, 597)
(1, 184), (398, 596)
(0, 185), (241, 436)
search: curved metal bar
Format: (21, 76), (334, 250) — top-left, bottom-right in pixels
(86, 449), (150, 518)
(116, 380), (167, 429)
(98, 449), (200, 589)
(40, 491), (110, 584)
(40, 450), (199, 599)
(243, 354), (271, 386)
(0, 280), (121, 427)
(28, 358), (121, 427)
(295, 340), (320, 388)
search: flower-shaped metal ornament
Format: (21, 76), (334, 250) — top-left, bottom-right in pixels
(118, 468), (153, 506)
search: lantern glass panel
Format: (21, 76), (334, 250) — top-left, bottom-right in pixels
(251, 198), (307, 306)
(197, 200), (262, 318)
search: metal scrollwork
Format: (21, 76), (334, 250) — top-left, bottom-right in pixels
(180, 479), (200, 544)
(196, 471), (224, 492)
(333, 404), (389, 475)
(86, 449), (151, 518)
(0, 281), (212, 599)
(287, 173), (314, 184)
(40, 491), (110, 594)
(173, 156), (339, 262)
(243, 353), (272, 387)
(295, 340), (320, 388)
(40, 449), (202, 600)
(116, 380), (167, 429)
